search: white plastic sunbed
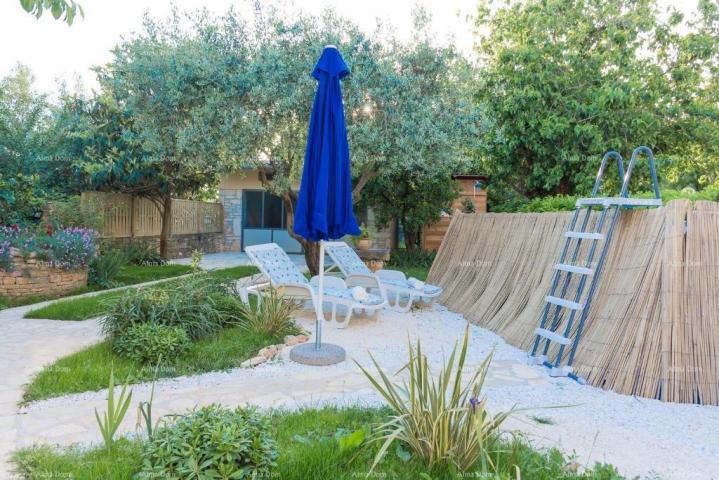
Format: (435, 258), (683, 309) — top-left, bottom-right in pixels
(324, 241), (443, 312)
(244, 243), (386, 328)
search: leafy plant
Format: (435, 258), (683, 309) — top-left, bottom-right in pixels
(100, 275), (233, 341)
(122, 240), (163, 266)
(47, 195), (104, 231)
(356, 326), (514, 473)
(237, 288), (300, 338)
(95, 370), (133, 451)
(88, 250), (126, 289)
(141, 404), (278, 479)
(387, 249), (436, 269)
(137, 362), (161, 439)
(190, 249), (203, 272)
(112, 323), (191, 365)
(460, 197), (477, 214)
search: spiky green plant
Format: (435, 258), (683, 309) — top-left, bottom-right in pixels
(356, 325), (514, 473)
(95, 369), (133, 451)
(237, 288), (300, 338)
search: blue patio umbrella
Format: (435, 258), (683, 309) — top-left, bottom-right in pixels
(293, 45), (360, 358)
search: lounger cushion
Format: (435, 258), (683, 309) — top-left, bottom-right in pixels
(313, 285), (384, 306)
(380, 278), (443, 296)
(251, 245), (308, 285)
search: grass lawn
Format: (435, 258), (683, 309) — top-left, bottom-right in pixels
(398, 266), (429, 281)
(113, 264), (193, 285)
(22, 327), (278, 404)
(12, 407), (624, 480)
(24, 265), (258, 320)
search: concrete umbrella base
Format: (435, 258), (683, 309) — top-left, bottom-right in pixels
(289, 342), (346, 366)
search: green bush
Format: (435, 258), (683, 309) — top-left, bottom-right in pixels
(141, 404), (278, 479)
(112, 323), (191, 365)
(47, 196), (104, 231)
(387, 249), (436, 269)
(100, 274), (235, 340)
(88, 250), (127, 289)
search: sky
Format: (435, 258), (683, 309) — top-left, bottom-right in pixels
(0, 0), (699, 95)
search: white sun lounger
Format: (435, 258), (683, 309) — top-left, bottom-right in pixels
(244, 243), (386, 328)
(324, 241), (443, 312)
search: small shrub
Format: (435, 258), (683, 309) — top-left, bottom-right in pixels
(237, 289), (299, 337)
(89, 250), (127, 289)
(100, 274), (234, 340)
(387, 249), (436, 269)
(461, 197), (477, 214)
(141, 404), (278, 479)
(357, 326), (513, 473)
(123, 240), (163, 266)
(113, 323), (191, 365)
(47, 196), (104, 231)
(0, 225), (97, 271)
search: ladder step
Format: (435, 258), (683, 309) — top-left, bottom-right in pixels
(545, 295), (583, 310)
(564, 231), (604, 240)
(576, 197), (663, 208)
(554, 263), (594, 275)
(535, 328), (571, 345)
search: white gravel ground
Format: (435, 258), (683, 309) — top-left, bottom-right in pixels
(22, 305), (719, 480)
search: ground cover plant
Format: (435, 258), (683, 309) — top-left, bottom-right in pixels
(12, 406), (625, 480)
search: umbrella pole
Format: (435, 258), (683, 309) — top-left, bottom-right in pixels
(315, 240), (324, 350)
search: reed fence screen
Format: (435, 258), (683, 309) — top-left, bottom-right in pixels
(428, 200), (719, 405)
(81, 192), (223, 238)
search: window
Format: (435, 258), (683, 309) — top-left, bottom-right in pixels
(243, 190), (286, 229)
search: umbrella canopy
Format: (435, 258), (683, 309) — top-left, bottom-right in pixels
(293, 45), (360, 241)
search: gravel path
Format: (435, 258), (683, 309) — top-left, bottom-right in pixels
(7, 305), (719, 479)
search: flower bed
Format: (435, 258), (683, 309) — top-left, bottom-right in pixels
(0, 226), (96, 300)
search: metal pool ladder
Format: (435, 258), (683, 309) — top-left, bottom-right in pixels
(528, 146), (662, 380)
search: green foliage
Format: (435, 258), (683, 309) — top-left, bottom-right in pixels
(22, 329), (276, 403)
(237, 288), (300, 338)
(492, 187), (719, 213)
(18, 0), (84, 25)
(94, 370), (132, 451)
(13, 407), (627, 480)
(24, 265), (257, 321)
(112, 323), (191, 365)
(47, 196), (103, 230)
(460, 197), (476, 214)
(141, 404), (278, 479)
(475, 0), (719, 199)
(0, 225), (97, 271)
(88, 250), (126, 289)
(100, 275), (234, 341)
(121, 240), (163, 266)
(357, 326), (513, 473)
(387, 249), (436, 269)
(12, 438), (142, 480)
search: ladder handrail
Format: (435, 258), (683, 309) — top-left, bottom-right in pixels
(592, 151), (626, 197)
(619, 146), (661, 199)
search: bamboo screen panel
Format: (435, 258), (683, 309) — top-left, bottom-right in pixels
(428, 200), (719, 405)
(81, 192), (223, 238)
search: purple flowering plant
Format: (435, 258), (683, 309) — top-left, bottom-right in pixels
(0, 225), (97, 272)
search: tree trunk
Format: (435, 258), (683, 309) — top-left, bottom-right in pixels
(405, 229), (419, 252)
(302, 240), (321, 277)
(159, 195), (172, 259)
(281, 190), (322, 276)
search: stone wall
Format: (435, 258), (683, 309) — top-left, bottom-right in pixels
(0, 250), (88, 300)
(219, 188), (242, 252)
(103, 233), (224, 259)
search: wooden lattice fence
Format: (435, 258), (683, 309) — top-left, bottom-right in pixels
(81, 192), (222, 238)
